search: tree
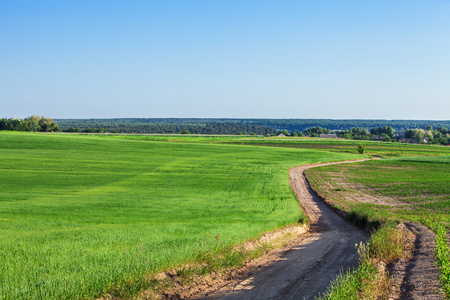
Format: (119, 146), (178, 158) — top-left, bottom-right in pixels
(404, 129), (413, 138)
(357, 144), (365, 154)
(305, 126), (330, 135)
(413, 129), (426, 143)
(370, 126), (394, 138)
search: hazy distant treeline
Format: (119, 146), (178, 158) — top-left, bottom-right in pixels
(55, 118), (450, 134)
(57, 120), (276, 135)
(4, 117), (449, 142)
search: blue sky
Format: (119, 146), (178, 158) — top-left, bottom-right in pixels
(1, 0), (449, 119)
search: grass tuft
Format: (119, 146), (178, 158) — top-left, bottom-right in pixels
(435, 225), (450, 298)
(318, 223), (412, 300)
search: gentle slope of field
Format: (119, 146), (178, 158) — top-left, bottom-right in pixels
(0, 132), (363, 299)
(103, 134), (450, 157)
(306, 155), (450, 226)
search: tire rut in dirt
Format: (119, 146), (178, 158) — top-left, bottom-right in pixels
(394, 222), (443, 300)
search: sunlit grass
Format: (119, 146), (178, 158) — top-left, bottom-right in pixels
(101, 133), (450, 157)
(0, 131), (362, 299)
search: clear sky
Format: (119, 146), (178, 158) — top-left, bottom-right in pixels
(1, 0), (449, 119)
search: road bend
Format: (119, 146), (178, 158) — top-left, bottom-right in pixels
(197, 160), (368, 300)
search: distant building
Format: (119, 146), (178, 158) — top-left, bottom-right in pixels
(423, 136), (430, 143)
(319, 134), (338, 139)
(401, 138), (416, 144)
(277, 133), (286, 137)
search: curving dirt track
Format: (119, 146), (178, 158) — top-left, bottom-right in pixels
(195, 160), (369, 300)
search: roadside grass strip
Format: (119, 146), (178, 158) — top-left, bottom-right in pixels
(318, 223), (409, 300)
(434, 225), (450, 298)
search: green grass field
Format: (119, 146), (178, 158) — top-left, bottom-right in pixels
(99, 134), (450, 157)
(0, 132), (364, 299)
(306, 155), (450, 226)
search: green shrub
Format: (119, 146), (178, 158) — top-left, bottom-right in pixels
(357, 144), (365, 154)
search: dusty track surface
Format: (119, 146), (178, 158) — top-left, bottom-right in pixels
(389, 222), (443, 299)
(194, 160), (368, 300)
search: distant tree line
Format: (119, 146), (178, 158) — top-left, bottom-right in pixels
(5, 117), (448, 144)
(61, 122), (276, 135)
(0, 116), (60, 132)
(275, 125), (449, 145)
(331, 126), (448, 145)
(332, 126), (393, 141)
(404, 126), (449, 145)
(55, 118), (450, 134)
(245, 119), (450, 133)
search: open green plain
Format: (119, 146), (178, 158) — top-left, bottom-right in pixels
(0, 132), (364, 299)
(102, 134), (450, 157)
(306, 155), (450, 226)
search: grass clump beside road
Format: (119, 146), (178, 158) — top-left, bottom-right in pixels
(319, 223), (412, 300)
(0, 132), (363, 299)
(433, 224), (450, 298)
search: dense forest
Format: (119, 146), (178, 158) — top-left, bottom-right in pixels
(59, 122), (276, 135)
(55, 118), (450, 134)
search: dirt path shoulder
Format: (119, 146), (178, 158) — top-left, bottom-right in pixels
(389, 222), (443, 299)
(191, 160), (369, 300)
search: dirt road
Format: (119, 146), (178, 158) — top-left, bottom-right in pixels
(195, 160), (369, 300)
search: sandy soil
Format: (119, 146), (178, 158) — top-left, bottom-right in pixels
(190, 160), (369, 300)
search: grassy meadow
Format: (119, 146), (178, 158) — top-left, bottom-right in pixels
(101, 134), (450, 157)
(306, 155), (450, 226)
(0, 132), (363, 299)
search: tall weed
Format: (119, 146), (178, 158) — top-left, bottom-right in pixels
(318, 223), (410, 300)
